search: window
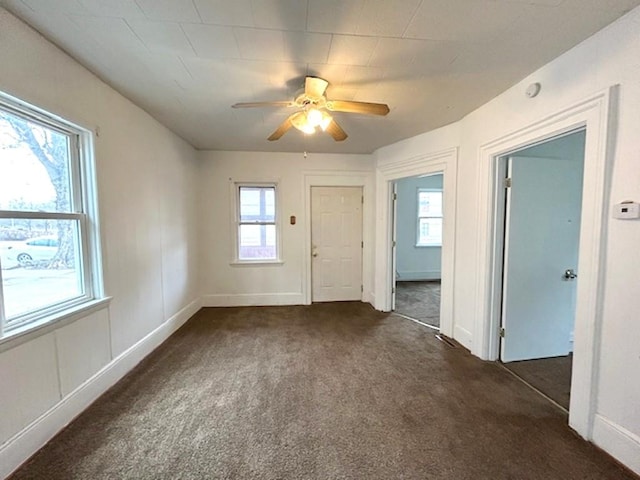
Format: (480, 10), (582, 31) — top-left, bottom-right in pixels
(0, 94), (101, 338)
(416, 189), (443, 246)
(235, 184), (279, 262)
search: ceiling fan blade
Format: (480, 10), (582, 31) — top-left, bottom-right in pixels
(232, 101), (294, 109)
(305, 76), (329, 99)
(326, 118), (348, 142)
(267, 116), (294, 141)
(326, 100), (390, 116)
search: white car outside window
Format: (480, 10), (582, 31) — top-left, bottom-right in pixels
(2, 236), (59, 266)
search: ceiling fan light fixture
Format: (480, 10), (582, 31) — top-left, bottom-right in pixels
(319, 111), (332, 131)
(291, 111), (316, 134)
(236, 75), (389, 141)
(307, 108), (323, 127)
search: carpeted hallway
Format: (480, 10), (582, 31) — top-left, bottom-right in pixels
(9, 303), (636, 480)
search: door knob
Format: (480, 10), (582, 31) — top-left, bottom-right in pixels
(563, 269), (577, 280)
(312, 252), (318, 257)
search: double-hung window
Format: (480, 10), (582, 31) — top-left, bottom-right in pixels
(416, 189), (443, 247)
(235, 184), (279, 262)
(0, 94), (101, 338)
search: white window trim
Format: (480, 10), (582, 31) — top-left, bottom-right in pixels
(229, 181), (282, 265)
(415, 188), (443, 247)
(0, 91), (104, 339)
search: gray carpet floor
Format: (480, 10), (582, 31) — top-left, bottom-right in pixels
(394, 280), (441, 328)
(9, 303), (636, 480)
(504, 355), (573, 410)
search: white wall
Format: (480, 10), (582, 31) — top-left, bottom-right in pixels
(198, 150), (375, 306)
(374, 7), (640, 474)
(395, 174), (443, 281)
(0, 9), (201, 477)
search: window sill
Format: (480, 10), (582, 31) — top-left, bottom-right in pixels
(0, 297), (112, 353)
(415, 244), (442, 248)
(229, 260), (284, 267)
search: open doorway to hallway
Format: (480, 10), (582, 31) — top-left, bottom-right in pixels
(392, 173), (443, 330)
(498, 130), (586, 411)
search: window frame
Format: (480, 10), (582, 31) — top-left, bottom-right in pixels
(231, 182), (282, 265)
(0, 92), (103, 339)
(415, 188), (443, 247)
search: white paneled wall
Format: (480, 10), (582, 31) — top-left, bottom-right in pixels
(56, 310), (111, 397)
(0, 9), (200, 478)
(0, 334), (59, 444)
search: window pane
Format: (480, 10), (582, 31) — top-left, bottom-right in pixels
(239, 186), (275, 222)
(418, 191), (442, 217)
(417, 218), (443, 246)
(0, 110), (72, 213)
(239, 224), (276, 260)
(1, 219), (84, 321)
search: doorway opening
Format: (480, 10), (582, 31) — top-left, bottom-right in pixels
(391, 173), (444, 331)
(497, 130), (586, 411)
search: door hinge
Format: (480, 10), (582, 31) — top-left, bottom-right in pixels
(392, 287), (396, 294)
(361, 195), (364, 204)
(361, 241), (364, 248)
(361, 285), (363, 292)
(499, 327), (505, 338)
(393, 193), (397, 200)
(504, 177), (512, 188)
(392, 240), (396, 247)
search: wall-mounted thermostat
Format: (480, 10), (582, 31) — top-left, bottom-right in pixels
(613, 201), (640, 219)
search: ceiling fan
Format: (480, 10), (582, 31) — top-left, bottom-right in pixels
(232, 76), (390, 142)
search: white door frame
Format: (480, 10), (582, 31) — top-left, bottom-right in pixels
(390, 181), (398, 311)
(374, 148), (458, 339)
(474, 87), (616, 439)
(303, 171), (374, 305)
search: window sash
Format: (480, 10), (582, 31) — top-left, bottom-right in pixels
(235, 184), (278, 262)
(0, 212), (93, 334)
(416, 189), (443, 247)
(0, 104), (83, 215)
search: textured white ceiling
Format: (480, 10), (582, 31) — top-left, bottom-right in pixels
(1, 0), (638, 153)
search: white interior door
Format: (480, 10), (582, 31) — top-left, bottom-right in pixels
(311, 186), (363, 302)
(501, 154), (584, 362)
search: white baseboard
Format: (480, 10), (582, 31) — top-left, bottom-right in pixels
(0, 297), (202, 480)
(454, 324), (473, 351)
(202, 293), (304, 307)
(396, 271), (441, 281)
(592, 414), (640, 475)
